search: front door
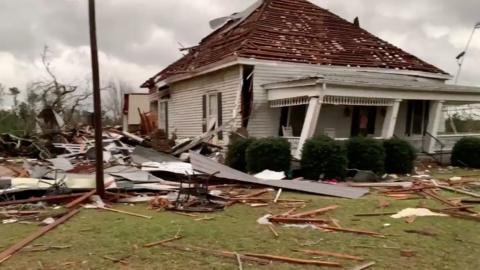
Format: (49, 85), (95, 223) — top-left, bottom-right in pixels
(351, 107), (377, 137)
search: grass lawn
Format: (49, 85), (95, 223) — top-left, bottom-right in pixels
(1, 169), (479, 269)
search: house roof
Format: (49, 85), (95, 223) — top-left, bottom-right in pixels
(141, 0), (447, 88)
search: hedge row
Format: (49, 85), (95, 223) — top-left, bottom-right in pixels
(226, 137), (291, 174)
(227, 136), (417, 179)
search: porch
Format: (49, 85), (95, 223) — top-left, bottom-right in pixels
(263, 75), (480, 158)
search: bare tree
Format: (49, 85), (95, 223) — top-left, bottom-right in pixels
(27, 46), (93, 125)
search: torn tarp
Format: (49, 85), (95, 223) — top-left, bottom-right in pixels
(189, 151), (369, 199)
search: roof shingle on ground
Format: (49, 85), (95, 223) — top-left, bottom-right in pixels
(142, 0), (447, 87)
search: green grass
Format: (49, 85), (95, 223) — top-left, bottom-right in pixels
(1, 169), (480, 269)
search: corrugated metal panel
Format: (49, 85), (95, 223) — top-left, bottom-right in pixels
(190, 151), (369, 199)
(168, 65), (241, 140)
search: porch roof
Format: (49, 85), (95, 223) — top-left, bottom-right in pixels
(263, 74), (480, 103)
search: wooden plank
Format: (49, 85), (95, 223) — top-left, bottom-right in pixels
(354, 212), (397, 217)
(144, 236), (183, 248)
(0, 193), (85, 207)
(98, 207), (152, 219)
(296, 249), (364, 261)
(0, 208), (81, 264)
(269, 217), (328, 224)
(318, 225), (384, 236)
(350, 261), (376, 270)
(268, 224), (279, 238)
(289, 205), (338, 218)
(437, 185), (480, 198)
(243, 253), (342, 267)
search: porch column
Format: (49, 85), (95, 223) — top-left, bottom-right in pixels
(295, 97), (322, 158)
(381, 99), (401, 139)
(425, 100), (444, 153)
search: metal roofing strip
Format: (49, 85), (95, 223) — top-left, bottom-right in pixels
(189, 151), (368, 199)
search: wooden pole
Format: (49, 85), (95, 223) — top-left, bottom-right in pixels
(88, 0), (105, 197)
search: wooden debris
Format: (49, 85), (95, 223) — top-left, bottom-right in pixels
(405, 216), (416, 224)
(99, 207), (152, 219)
(238, 189), (271, 199)
(437, 185), (480, 198)
(194, 216), (215, 221)
(289, 205), (338, 218)
(235, 252), (243, 270)
(268, 224), (279, 238)
(162, 244), (271, 265)
(350, 261), (376, 270)
(273, 189), (283, 203)
(144, 236), (183, 248)
(243, 253), (342, 267)
(354, 212), (397, 217)
(269, 217), (328, 224)
(317, 225), (384, 237)
(400, 250), (417, 257)
(296, 249), (364, 261)
(102, 255), (129, 266)
(0, 208), (81, 264)
(404, 229), (437, 237)
(0, 193), (85, 207)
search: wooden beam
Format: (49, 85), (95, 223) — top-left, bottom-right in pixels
(289, 205), (339, 218)
(0, 208), (81, 264)
(243, 253), (342, 267)
(269, 217), (328, 224)
(295, 249), (364, 261)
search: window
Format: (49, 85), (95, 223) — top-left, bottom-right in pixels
(202, 92), (223, 139)
(158, 100), (168, 134)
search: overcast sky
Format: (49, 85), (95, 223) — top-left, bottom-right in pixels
(0, 0), (479, 102)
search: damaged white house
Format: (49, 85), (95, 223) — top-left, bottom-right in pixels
(141, 0), (480, 158)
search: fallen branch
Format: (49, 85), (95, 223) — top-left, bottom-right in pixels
(102, 255), (129, 266)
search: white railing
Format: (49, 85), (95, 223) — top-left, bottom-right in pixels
(282, 136), (300, 154)
(437, 133), (480, 151)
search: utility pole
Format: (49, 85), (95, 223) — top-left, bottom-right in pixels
(455, 24), (479, 84)
(88, 0), (105, 197)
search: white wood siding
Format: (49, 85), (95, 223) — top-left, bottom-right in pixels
(249, 62), (444, 138)
(168, 65), (241, 142)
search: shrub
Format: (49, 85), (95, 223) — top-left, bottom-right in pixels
(225, 138), (255, 172)
(245, 137), (291, 173)
(301, 136), (348, 180)
(451, 137), (480, 168)
(383, 138), (416, 174)
(346, 137), (385, 174)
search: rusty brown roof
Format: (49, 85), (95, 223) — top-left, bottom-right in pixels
(142, 0), (447, 88)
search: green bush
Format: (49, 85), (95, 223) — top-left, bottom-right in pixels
(451, 137), (480, 168)
(245, 138), (291, 173)
(346, 137), (385, 174)
(383, 138), (416, 174)
(300, 136), (348, 180)
(225, 138), (255, 172)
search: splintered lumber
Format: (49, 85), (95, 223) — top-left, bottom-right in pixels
(268, 224), (279, 238)
(350, 261), (376, 270)
(243, 253), (342, 267)
(66, 180), (114, 208)
(239, 189), (271, 198)
(289, 205), (339, 218)
(354, 212), (397, 217)
(0, 193), (85, 207)
(420, 190), (458, 207)
(144, 236), (183, 248)
(296, 249), (364, 261)
(102, 255), (129, 266)
(162, 244), (271, 265)
(99, 207), (152, 219)
(0, 208), (81, 264)
(318, 225), (384, 237)
(269, 217), (328, 224)
(437, 185), (480, 198)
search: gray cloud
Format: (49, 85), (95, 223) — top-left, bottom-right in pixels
(0, 0), (478, 96)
